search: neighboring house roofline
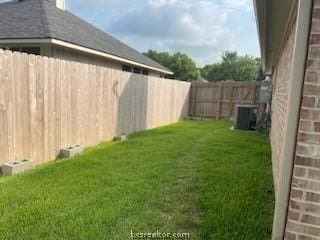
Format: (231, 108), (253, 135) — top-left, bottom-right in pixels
(0, 38), (174, 75)
(0, 0), (172, 75)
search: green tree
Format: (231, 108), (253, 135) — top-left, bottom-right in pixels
(170, 53), (200, 81)
(204, 51), (263, 82)
(144, 50), (200, 81)
(199, 65), (212, 80)
(144, 50), (172, 68)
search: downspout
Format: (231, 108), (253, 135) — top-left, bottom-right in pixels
(272, 1), (313, 240)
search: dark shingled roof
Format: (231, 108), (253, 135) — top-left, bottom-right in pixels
(0, 0), (172, 73)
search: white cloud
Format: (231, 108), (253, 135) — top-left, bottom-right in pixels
(148, 0), (178, 8)
(68, 0), (259, 66)
(223, 0), (253, 10)
(0, 0), (258, 66)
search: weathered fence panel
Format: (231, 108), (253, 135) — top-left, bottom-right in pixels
(189, 81), (260, 119)
(0, 50), (190, 165)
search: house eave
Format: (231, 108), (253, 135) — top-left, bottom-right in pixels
(253, 0), (267, 74)
(253, 0), (296, 75)
(0, 38), (174, 75)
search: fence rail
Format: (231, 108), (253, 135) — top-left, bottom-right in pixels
(0, 50), (190, 166)
(189, 81), (260, 119)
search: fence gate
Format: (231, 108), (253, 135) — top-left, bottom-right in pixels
(189, 81), (260, 119)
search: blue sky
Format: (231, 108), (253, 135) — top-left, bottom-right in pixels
(66, 0), (260, 67)
(1, 0), (260, 66)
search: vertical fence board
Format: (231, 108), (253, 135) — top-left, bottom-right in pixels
(190, 81), (260, 119)
(0, 51), (191, 166)
(0, 50), (7, 163)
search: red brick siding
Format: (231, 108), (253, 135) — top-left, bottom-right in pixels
(270, 22), (296, 194)
(285, 1), (320, 239)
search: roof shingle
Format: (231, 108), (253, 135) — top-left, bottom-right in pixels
(0, 0), (172, 73)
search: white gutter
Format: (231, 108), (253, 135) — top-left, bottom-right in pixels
(272, 1), (312, 239)
(0, 38), (173, 75)
(253, 0), (267, 73)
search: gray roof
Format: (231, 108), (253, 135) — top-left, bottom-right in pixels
(0, 0), (172, 73)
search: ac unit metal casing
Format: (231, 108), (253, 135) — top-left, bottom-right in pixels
(234, 105), (258, 130)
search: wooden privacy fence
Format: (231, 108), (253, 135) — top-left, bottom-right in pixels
(189, 81), (260, 119)
(0, 50), (190, 166)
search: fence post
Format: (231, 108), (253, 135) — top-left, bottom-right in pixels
(193, 85), (198, 117)
(189, 85), (194, 117)
(216, 83), (222, 120)
(229, 85), (234, 117)
(253, 84), (258, 104)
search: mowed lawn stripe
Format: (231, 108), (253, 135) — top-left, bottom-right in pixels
(0, 120), (274, 240)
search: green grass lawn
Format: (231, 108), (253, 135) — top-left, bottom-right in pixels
(0, 121), (274, 240)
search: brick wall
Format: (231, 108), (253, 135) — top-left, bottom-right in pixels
(270, 21), (296, 194)
(285, 1), (320, 239)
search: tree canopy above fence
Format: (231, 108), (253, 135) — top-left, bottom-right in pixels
(144, 50), (200, 82)
(145, 50), (263, 83)
(200, 51), (264, 82)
